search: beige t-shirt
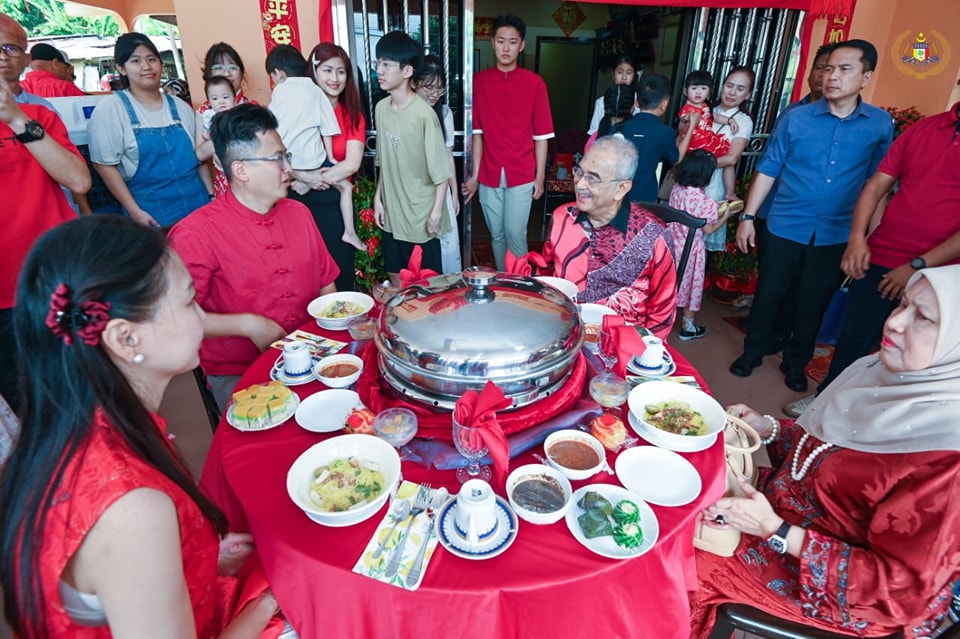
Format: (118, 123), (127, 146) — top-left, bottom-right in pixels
(269, 77), (341, 170)
(88, 90), (198, 180)
(375, 95), (452, 243)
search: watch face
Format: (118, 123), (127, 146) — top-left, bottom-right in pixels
(26, 121), (44, 139)
(768, 536), (787, 554)
(911, 257), (926, 270)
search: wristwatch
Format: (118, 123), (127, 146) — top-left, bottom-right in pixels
(767, 521), (792, 554)
(15, 120), (45, 144)
(910, 256), (927, 270)
(741, 214), (756, 221)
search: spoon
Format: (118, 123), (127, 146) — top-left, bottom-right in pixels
(373, 499), (411, 559)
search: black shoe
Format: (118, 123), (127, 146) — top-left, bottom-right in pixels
(729, 355), (762, 377)
(679, 324), (707, 341)
(779, 361), (809, 392)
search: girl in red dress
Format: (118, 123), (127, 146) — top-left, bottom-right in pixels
(0, 216), (283, 638)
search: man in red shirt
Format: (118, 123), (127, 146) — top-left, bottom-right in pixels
(462, 14), (554, 270)
(168, 104), (338, 409)
(784, 102), (960, 417)
(0, 13), (91, 412)
(20, 43), (85, 98)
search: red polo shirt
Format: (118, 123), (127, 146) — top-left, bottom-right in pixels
(867, 103), (960, 269)
(168, 189), (339, 375)
(19, 70), (86, 98)
(473, 66), (554, 188)
(1, 103), (80, 309)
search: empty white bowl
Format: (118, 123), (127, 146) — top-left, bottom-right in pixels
(535, 276), (578, 301)
(286, 434), (401, 527)
(543, 430), (608, 481)
(626, 381), (725, 452)
(506, 464), (572, 525)
(313, 353), (363, 388)
(308, 292), (374, 331)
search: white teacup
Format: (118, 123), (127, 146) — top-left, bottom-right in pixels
(282, 341), (313, 376)
(455, 479), (499, 547)
(636, 335), (665, 370)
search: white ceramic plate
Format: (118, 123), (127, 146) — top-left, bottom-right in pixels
(626, 351), (677, 377)
(295, 389), (364, 433)
(615, 447), (702, 506)
(269, 355), (317, 387)
(225, 393), (300, 432)
(307, 292), (374, 331)
(437, 496), (519, 560)
(626, 410), (718, 453)
(565, 484), (659, 560)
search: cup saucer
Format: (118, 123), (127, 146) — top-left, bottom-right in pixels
(270, 355), (317, 387)
(437, 496), (518, 560)
(627, 352), (677, 378)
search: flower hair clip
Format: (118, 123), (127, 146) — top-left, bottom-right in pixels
(44, 283), (112, 347)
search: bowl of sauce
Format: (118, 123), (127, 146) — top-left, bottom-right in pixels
(506, 464), (572, 525)
(313, 354), (363, 389)
(543, 430), (608, 480)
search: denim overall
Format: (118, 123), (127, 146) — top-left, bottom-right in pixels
(116, 91), (208, 227)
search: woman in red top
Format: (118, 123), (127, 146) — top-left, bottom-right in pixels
(302, 42), (368, 292)
(0, 216), (281, 638)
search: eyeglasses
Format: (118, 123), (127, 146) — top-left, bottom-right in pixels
(419, 85), (446, 99)
(210, 63), (240, 74)
(238, 151), (292, 168)
(375, 59), (400, 71)
(572, 164), (623, 188)
(0, 43), (26, 57)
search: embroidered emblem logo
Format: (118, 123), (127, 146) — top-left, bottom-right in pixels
(891, 30), (951, 79)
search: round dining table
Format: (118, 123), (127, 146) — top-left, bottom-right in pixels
(200, 321), (725, 639)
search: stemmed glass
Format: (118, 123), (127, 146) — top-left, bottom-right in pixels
(374, 408), (418, 460)
(589, 324), (629, 412)
(452, 416), (491, 483)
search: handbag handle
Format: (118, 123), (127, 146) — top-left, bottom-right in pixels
(722, 413), (763, 454)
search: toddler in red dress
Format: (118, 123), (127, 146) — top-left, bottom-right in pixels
(678, 71), (739, 201)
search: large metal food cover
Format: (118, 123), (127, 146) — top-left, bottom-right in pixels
(375, 269), (584, 410)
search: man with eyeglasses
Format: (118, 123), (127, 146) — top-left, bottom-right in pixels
(547, 135), (678, 340)
(20, 42), (85, 98)
(169, 104), (338, 409)
(0, 13), (91, 412)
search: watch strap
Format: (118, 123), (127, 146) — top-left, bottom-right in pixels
(740, 214), (756, 221)
(911, 256), (927, 270)
(15, 120), (44, 144)
(768, 521), (792, 554)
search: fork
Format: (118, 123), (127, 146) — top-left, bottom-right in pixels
(405, 505), (437, 587)
(384, 484), (431, 578)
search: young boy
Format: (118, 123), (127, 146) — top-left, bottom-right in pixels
(619, 72), (695, 203)
(462, 14), (554, 271)
(201, 76), (237, 197)
(372, 31), (451, 281)
(265, 45), (365, 250)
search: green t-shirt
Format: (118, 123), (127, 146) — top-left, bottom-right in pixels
(375, 95), (452, 243)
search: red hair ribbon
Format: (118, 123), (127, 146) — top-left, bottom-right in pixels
(44, 283), (112, 347)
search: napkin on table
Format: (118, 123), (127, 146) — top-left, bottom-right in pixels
(453, 380), (512, 489)
(399, 245), (439, 289)
(504, 247), (554, 277)
(353, 481), (449, 591)
(600, 315), (647, 378)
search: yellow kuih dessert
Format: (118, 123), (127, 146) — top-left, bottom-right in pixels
(230, 381), (296, 430)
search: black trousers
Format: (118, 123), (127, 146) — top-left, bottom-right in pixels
(0, 308), (20, 414)
(755, 218), (797, 349)
(816, 263), (898, 392)
(288, 188), (357, 292)
(383, 233), (442, 275)
(743, 229), (846, 371)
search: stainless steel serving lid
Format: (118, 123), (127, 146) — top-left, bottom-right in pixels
(374, 269), (584, 406)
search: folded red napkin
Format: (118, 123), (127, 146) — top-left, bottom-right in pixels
(452, 381), (512, 489)
(504, 249), (533, 277)
(400, 245), (439, 289)
(600, 315), (647, 378)
(504, 248), (554, 277)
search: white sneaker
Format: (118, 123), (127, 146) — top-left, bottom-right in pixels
(782, 394), (816, 418)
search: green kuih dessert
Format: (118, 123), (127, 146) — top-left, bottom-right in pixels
(613, 522), (643, 548)
(613, 500), (640, 524)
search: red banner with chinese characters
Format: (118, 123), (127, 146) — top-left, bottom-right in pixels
(822, 8), (856, 45)
(791, 0), (857, 102)
(261, 0), (301, 54)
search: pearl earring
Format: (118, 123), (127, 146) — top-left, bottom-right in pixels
(133, 353), (145, 364)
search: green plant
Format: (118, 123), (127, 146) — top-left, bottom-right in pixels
(353, 175), (387, 292)
(709, 216), (758, 277)
(882, 106), (924, 137)
(2, 0), (120, 37)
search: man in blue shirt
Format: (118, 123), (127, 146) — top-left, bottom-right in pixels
(729, 39), (893, 392)
(619, 73), (693, 203)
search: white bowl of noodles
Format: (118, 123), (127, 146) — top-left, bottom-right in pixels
(286, 434), (401, 526)
(626, 381), (726, 452)
(308, 292), (374, 331)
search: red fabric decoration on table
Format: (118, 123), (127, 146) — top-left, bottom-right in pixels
(504, 247), (554, 277)
(504, 249), (533, 277)
(356, 341), (587, 443)
(399, 245), (439, 289)
(600, 315), (646, 378)
(453, 381), (513, 489)
(44, 283), (112, 347)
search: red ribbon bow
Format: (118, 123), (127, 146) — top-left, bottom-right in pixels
(399, 245), (439, 289)
(44, 283), (112, 347)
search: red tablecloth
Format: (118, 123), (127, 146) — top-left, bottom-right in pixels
(200, 323), (725, 639)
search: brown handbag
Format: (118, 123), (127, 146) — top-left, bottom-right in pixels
(693, 413), (762, 556)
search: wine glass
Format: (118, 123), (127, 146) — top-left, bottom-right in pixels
(374, 408), (418, 460)
(590, 324), (629, 412)
(452, 416), (491, 483)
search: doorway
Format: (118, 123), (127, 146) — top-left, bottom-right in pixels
(534, 37), (598, 134)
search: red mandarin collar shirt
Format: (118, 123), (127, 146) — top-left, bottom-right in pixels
(168, 189), (339, 376)
(19, 70), (86, 98)
(473, 66), (554, 188)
